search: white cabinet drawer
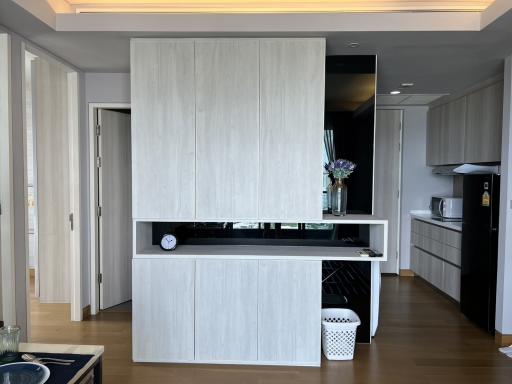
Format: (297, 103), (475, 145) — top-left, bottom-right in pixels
(442, 262), (461, 301)
(428, 255), (444, 289)
(411, 219), (421, 234)
(410, 246), (419, 274)
(411, 232), (420, 247)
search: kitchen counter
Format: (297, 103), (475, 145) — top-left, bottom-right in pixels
(411, 212), (462, 232)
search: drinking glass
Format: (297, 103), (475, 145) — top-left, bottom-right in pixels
(0, 325), (21, 363)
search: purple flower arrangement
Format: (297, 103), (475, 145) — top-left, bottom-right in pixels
(326, 159), (357, 180)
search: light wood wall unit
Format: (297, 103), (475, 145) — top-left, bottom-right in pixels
(132, 259), (195, 362)
(258, 39), (325, 221)
(130, 39), (196, 220)
(426, 80), (503, 166)
(195, 39), (260, 220)
(195, 260), (258, 362)
(131, 38), (326, 221)
(410, 219), (461, 301)
(33, 58), (71, 303)
(464, 82), (503, 163)
(257, 260), (322, 365)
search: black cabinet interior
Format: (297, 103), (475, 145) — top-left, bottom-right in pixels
(152, 222), (370, 248)
(325, 56), (376, 214)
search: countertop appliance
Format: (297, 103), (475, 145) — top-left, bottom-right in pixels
(430, 196), (462, 221)
(460, 174), (500, 334)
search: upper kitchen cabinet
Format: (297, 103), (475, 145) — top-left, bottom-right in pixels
(441, 97), (466, 165)
(464, 82), (503, 163)
(131, 39), (196, 220)
(426, 105), (444, 166)
(195, 39), (260, 220)
(426, 80), (503, 166)
(259, 39), (326, 221)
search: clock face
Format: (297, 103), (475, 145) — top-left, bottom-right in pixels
(160, 234), (177, 251)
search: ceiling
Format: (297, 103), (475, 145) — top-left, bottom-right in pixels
(1, 0), (512, 96)
(50, 1), (496, 13)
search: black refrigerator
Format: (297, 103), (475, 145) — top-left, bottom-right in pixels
(460, 174), (500, 334)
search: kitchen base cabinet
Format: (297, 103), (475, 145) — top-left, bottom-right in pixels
(132, 259), (195, 362)
(195, 260), (258, 362)
(257, 260), (322, 366)
(410, 218), (462, 302)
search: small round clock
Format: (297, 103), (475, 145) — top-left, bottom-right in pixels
(160, 233), (177, 251)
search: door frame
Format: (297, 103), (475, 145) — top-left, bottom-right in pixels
(0, 33), (16, 326)
(22, 42), (82, 323)
(88, 103), (131, 315)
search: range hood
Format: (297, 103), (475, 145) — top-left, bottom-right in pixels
(432, 164), (500, 176)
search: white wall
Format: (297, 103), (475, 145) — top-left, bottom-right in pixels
(82, 73), (130, 307)
(379, 106), (453, 270)
(496, 56), (512, 337)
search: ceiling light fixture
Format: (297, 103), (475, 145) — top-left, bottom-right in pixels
(390, 90), (401, 95)
(401, 82), (415, 88)
(348, 42), (360, 48)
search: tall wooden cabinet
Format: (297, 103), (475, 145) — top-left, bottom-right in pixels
(259, 39), (325, 221)
(195, 39), (260, 220)
(131, 38), (326, 221)
(131, 40), (196, 220)
(426, 81), (503, 166)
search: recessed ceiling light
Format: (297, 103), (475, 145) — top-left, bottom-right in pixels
(401, 82), (415, 88)
(348, 42), (360, 48)
(390, 90), (401, 95)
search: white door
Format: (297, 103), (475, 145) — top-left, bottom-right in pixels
(374, 109), (403, 274)
(98, 109), (132, 310)
(33, 58), (71, 303)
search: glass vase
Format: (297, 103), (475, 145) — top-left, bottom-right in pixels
(331, 178), (347, 216)
(0, 325), (20, 363)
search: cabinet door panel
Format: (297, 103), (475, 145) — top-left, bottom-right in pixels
(131, 40), (196, 219)
(465, 82), (503, 163)
(258, 260), (322, 365)
(426, 106), (443, 166)
(195, 260), (258, 362)
(259, 39), (325, 220)
(132, 259), (195, 362)
(442, 262), (461, 301)
(428, 255), (444, 289)
(195, 40), (260, 220)
(441, 97), (466, 165)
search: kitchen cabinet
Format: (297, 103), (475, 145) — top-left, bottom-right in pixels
(426, 105), (443, 166)
(465, 82), (503, 163)
(410, 218), (462, 302)
(131, 39), (196, 220)
(426, 81), (503, 166)
(132, 259), (195, 362)
(195, 39), (260, 220)
(195, 260), (258, 362)
(257, 260), (322, 365)
(258, 39), (325, 221)
(442, 262), (461, 301)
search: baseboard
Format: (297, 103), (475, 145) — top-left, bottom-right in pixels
(495, 331), (512, 347)
(82, 305), (91, 320)
(399, 269), (415, 277)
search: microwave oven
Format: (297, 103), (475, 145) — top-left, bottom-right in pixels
(431, 197), (463, 220)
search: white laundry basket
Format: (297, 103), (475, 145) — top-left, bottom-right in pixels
(321, 308), (361, 360)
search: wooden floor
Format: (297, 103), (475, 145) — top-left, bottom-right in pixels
(29, 276), (512, 384)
